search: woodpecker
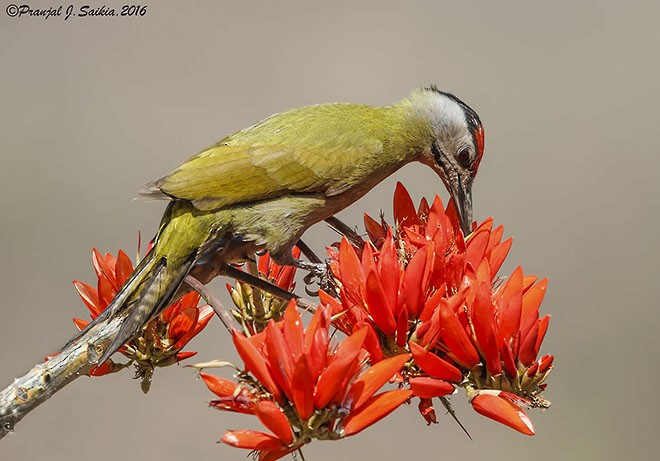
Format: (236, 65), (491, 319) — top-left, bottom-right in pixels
(67, 85), (485, 364)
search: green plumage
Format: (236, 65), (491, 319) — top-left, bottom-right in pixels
(141, 103), (418, 209)
(69, 88), (464, 364)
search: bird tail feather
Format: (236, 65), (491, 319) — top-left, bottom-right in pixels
(63, 244), (196, 365)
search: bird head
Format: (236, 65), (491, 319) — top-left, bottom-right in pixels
(406, 86), (485, 236)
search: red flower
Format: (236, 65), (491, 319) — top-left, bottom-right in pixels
(423, 266), (552, 434)
(72, 245), (213, 390)
(203, 301), (412, 459)
(323, 183), (553, 434)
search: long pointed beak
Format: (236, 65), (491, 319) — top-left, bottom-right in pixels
(450, 175), (473, 236)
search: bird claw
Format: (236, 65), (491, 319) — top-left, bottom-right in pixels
(296, 260), (334, 294)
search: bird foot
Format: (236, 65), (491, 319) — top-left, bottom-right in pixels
(295, 259), (334, 295)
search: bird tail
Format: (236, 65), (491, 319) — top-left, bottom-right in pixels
(64, 245), (196, 364)
(63, 202), (214, 365)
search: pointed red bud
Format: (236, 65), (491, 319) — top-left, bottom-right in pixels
(418, 397), (437, 424)
(470, 392), (535, 436)
(221, 430), (287, 451)
(342, 389), (413, 437)
(409, 341), (463, 383)
(409, 377), (454, 398)
(255, 401), (294, 445)
(349, 354), (409, 411)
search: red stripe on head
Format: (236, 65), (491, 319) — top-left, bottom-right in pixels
(472, 125), (485, 174)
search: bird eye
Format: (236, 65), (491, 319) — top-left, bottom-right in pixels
(458, 148), (471, 168)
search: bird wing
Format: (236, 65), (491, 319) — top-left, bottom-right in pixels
(141, 104), (386, 210)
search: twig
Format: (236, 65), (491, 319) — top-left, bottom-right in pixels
(325, 216), (365, 248)
(0, 314), (125, 440)
(296, 239), (322, 264)
(219, 264), (317, 312)
(184, 275), (237, 332)
(0, 253), (317, 439)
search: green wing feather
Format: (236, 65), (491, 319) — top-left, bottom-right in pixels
(142, 103), (393, 210)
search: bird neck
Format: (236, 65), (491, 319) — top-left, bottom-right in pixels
(381, 99), (434, 165)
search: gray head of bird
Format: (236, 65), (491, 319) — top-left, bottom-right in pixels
(406, 86), (485, 236)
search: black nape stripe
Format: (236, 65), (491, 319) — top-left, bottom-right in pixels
(424, 85), (482, 135)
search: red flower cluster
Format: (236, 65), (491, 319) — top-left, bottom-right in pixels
(203, 301), (411, 460)
(73, 246), (213, 391)
(321, 183), (552, 434)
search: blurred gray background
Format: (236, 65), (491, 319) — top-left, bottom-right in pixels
(1, 1), (658, 460)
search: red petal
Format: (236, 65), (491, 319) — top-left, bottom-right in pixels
(496, 266), (523, 341)
(535, 315), (551, 356)
(276, 265), (296, 291)
(259, 448), (297, 461)
(465, 229), (489, 269)
(319, 289), (343, 316)
(520, 278), (547, 337)
(443, 197), (460, 236)
(115, 249), (134, 285)
(522, 275), (539, 292)
(221, 430), (287, 451)
(304, 308), (330, 378)
(175, 351), (197, 361)
(360, 243), (377, 277)
(419, 284), (446, 323)
(420, 308), (441, 349)
(364, 271), (397, 334)
(97, 275), (116, 310)
(191, 305), (214, 336)
(488, 238), (513, 280)
(339, 238), (366, 304)
(265, 320), (294, 399)
(201, 373), (238, 398)
(471, 283), (502, 375)
(291, 355), (315, 420)
(500, 341), (517, 377)
(248, 330), (267, 351)
(92, 248), (119, 291)
(486, 222), (503, 252)
(314, 327), (367, 408)
(350, 354), (409, 411)
(539, 354), (554, 374)
(72, 280), (102, 316)
(282, 301), (304, 359)
(72, 318), (90, 331)
(393, 182), (420, 228)
(258, 251), (272, 276)
(472, 217), (493, 235)
(360, 323), (384, 363)
(400, 246), (428, 317)
(89, 361), (113, 376)
(161, 298), (182, 324)
(418, 197), (430, 217)
(409, 377), (454, 398)
(518, 325), (538, 366)
(232, 330), (281, 401)
(439, 294), (480, 368)
(409, 341), (462, 383)
(418, 397), (437, 424)
(364, 213), (386, 244)
(169, 307), (198, 343)
(342, 389), (413, 437)
(404, 228), (429, 247)
(471, 393), (535, 435)
(377, 230), (400, 305)
(527, 361), (539, 378)
(395, 308), (409, 348)
(255, 401), (294, 445)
